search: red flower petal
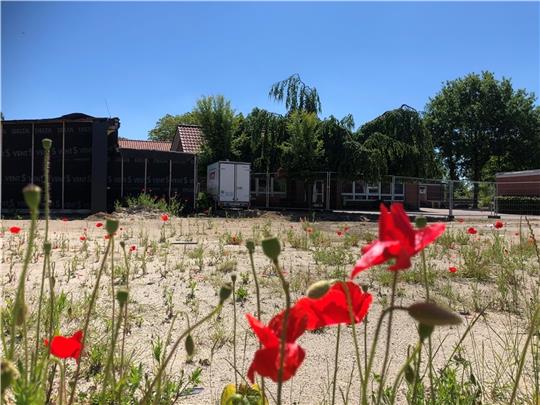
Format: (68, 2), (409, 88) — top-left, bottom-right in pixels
(292, 282), (372, 330)
(96, 222), (103, 228)
(161, 214), (169, 222)
(449, 266), (457, 273)
(46, 330), (84, 362)
(9, 226), (21, 234)
(247, 343), (305, 383)
(494, 221), (504, 229)
(467, 227), (477, 235)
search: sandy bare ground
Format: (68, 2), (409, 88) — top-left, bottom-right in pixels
(2, 212), (539, 404)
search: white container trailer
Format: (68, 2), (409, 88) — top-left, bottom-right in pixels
(207, 161), (251, 208)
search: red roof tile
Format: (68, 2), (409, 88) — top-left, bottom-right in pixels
(172, 125), (203, 153)
(118, 138), (172, 152)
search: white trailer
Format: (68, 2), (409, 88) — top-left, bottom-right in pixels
(207, 161), (251, 208)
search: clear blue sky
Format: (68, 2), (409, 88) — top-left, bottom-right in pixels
(2, 1), (539, 138)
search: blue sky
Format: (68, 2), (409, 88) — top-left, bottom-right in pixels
(2, 1), (539, 138)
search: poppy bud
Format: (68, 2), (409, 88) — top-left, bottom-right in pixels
(14, 301), (28, 326)
(245, 240), (255, 254)
(404, 363), (415, 384)
(418, 323), (434, 341)
(105, 219), (119, 236)
(116, 287), (129, 306)
(44, 241), (52, 255)
(408, 302), (462, 327)
(23, 184), (41, 211)
(119, 241), (126, 249)
(261, 237), (281, 261)
(185, 334), (195, 357)
(42, 138), (52, 151)
(231, 274), (237, 283)
(219, 283), (233, 305)
(1, 359), (20, 395)
(306, 280), (332, 299)
(415, 216), (428, 229)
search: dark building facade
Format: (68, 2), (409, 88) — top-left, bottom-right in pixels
(1, 113), (196, 215)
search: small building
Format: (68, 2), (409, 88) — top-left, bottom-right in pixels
(495, 169), (540, 215)
(496, 169), (540, 197)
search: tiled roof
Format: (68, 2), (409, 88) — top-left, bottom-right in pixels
(118, 138), (172, 152)
(172, 124), (204, 153)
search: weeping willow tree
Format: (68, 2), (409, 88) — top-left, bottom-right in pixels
(269, 74), (322, 114)
(356, 105), (440, 181)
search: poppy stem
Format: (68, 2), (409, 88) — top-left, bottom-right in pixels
(101, 302), (124, 397)
(119, 243), (131, 379)
(232, 276), (238, 390)
(140, 304), (222, 405)
(247, 243), (265, 396)
(375, 271), (398, 405)
(342, 282), (364, 401)
(273, 258), (291, 405)
(421, 249), (436, 404)
(9, 200), (38, 362)
(390, 341), (422, 401)
(331, 324), (341, 405)
(67, 238), (113, 405)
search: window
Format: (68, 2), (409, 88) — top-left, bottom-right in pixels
(419, 185), (427, 195)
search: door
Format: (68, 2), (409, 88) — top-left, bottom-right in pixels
(219, 163), (235, 202)
(312, 180), (325, 207)
(235, 164), (250, 203)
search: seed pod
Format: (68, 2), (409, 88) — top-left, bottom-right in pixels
(245, 240), (255, 254)
(415, 216), (428, 229)
(306, 280), (332, 299)
(105, 219), (119, 236)
(1, 359), (20, 395)
(219, 283), (233, 305)
(42, 138), (52, 151)
(418, 323), (434, 341)
(408, 302), (462, 326)
(185, 334), (195, 357)
(14, 301), (28, 326)
(43, 241), (52, 255)
(404, 364), (415, 384)
(116, 286), (129, 306)
(23, 184), (41, 211)
(261, 237), (281, 261)
(119, 241), (126, 249)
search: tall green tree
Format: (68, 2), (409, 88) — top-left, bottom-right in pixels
(148, 112), (199, 141)
(269, 74), (322, 114)
(319, 114), (356, 174)
(280, 111), (323, 207)
(232, 108), (287, 172)
(424, 71), (540, 206)
(193, 95), (236, 168)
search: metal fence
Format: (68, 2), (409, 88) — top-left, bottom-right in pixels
(247, 172), (540, 218)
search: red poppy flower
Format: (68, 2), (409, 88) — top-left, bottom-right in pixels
(515, 232), (519, 236)
(344, 226), (350, 232)
(467, 227), (477, 235)
(351, 203), (445, 277)
(129, 245), (136, 252)
(246, 314), (306, 383)
(9, 226), (21, 234)
(79, 236), (86, 241)
(161, 214), (169, 222)
(306, 227), (313, 234)
(448, 266), (457, 273)
(273, 282), (372, 332)
(104, 234), (111, 240)
(96, 222), (103, 228)
(457, 218), (464, 223)
(44, 330), (83, 362)
(61, 217), (69, 222)
(494, 221), (504, 229)
(336, 230), (343, 237)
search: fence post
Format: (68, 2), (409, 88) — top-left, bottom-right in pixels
(448, 180), (454, 220)
(266, 171), (270, 209)
(391, 175), (395, 203)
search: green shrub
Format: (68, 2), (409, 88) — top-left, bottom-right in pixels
(496, 196), (540, 215)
